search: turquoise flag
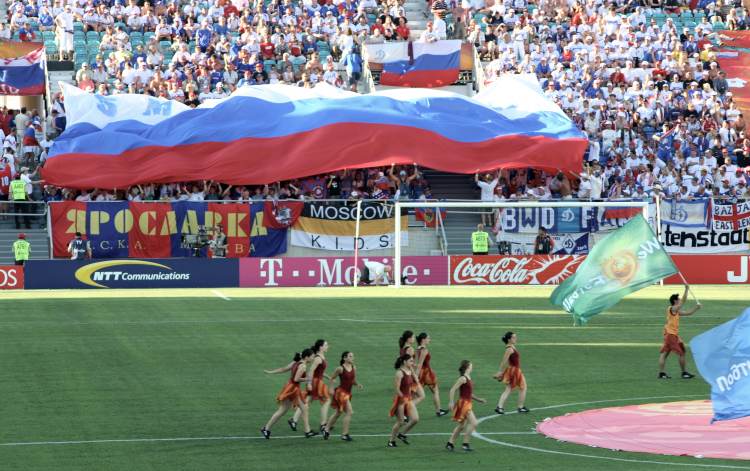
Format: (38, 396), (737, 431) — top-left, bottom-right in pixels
(550, 215), (677, 325)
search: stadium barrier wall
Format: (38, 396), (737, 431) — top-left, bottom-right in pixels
(449, 255), (750, 286)
(239, 256), (448, 287)
(24, 259), (239, 289)
(0, 266), (24, 290)
(664, 255), (750, 284)
(19, 255), (750, 289)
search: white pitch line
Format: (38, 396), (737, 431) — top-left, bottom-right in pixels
(473, 394), (750, 470)
(211, 290), (231, 301)
(0, 431), (535, 447)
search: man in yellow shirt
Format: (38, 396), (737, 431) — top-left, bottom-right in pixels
(658, 284), (701, 380)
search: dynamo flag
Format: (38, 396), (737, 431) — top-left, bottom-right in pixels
(0, 42), (46, 95)
(371, 40), (461, 88)
(550, 215), (677, 324)
(43, 78), (587, 189)
(691, 308), (750, 423)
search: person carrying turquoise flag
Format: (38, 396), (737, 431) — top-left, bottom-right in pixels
(551, 214), (678, 325)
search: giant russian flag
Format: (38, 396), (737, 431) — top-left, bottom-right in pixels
(0, 41), (46, 95)
(44, 76), (588, 189)
(368, 40), (461, 88)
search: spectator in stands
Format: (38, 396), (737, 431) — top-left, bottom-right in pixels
(475, 171), (498, 225)
(55, 4), (75, 61)
(533, 228), (553, 255)
(419, 21), (439, 43)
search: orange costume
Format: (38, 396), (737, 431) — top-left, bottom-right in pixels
(417, 347), (437, 387)
(310, 355), (330, 402)
(389, 370), (414, 417)
(661, 305), (685, 355)
(400, 346), (420, 394)
(331, 366), (356, 412)
(500, 347), (526, 390)
(452, 376), (474, 422)
(276, 361), (307, 407)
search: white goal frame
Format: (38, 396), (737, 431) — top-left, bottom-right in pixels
(393, 200), (652, 288)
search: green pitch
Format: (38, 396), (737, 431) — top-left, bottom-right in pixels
(1, 286), (749, 471)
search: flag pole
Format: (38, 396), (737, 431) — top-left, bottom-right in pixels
(353, 199), (363, 288)
(677, 271), (700, 305)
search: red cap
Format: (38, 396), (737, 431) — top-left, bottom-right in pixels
(18, 233), (26, 239)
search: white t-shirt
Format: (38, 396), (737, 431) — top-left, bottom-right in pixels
(364, 261), (389, 284)
(477, 178), (498, 201)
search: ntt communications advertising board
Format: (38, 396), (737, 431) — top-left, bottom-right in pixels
(24, 259), (238, 289)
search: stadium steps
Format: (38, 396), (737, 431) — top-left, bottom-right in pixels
(404, 0), (427, 40)
(47, 68), (76, 96)
(421, 170), (482, 255)
(0, 229), (50, 264)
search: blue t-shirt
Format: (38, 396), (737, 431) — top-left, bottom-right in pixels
(196, 28), (213, 48)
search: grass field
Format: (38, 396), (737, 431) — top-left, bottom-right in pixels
(1, 285), (749, 471)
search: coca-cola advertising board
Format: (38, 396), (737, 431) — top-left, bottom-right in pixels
(449, 255), (585, 285)
(239, 256), (448, 287)
(665, 255), (750, 284)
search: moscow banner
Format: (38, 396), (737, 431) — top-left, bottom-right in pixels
(49, 201), (287, 259)
(290, 201), (407, 251)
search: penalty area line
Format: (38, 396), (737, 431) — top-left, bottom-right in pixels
(211, 290), (231, 301)
(0, 431), (535, 447)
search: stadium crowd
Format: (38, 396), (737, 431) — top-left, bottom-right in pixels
(472, 0), (750, 200)
(2, 0), (750, 205)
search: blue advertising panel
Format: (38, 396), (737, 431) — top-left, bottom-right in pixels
(25, 258), (239, 289)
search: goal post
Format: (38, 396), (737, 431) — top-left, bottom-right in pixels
(393, 200), (653, 288)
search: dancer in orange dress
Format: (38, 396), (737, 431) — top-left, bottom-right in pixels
(398, 330), (425, 407)
(261, 348), (317, 439)
(415, 333), (448, 417)
(658, 285), (701, 379)
(388, 354), (420, 448)
(291, 339), (331, 433)
(323, 351), (363, 441)
(493, 331), (529, 414)
(446, 360), (486, 452)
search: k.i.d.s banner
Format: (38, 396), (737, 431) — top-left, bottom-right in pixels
(290, 201), (407, 251)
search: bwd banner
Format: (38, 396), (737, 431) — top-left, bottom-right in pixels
(49, 201), (287, 259)
(290, 202), (407, 251)
(499, 233), (589, 255)
(497, 206), (645, 234)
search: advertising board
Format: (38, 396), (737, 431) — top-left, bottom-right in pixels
(24, 259), (239, 289)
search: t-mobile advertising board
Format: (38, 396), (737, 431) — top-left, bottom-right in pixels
(239, 256), (448, 287)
